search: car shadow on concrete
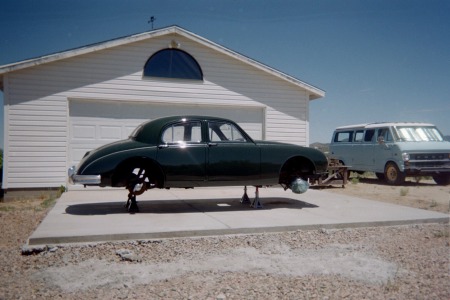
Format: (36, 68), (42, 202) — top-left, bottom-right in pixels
(65, 197), (318, 216)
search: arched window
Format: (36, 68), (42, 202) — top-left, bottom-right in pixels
(143, 49), (203, 80)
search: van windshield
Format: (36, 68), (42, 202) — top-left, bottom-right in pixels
(394, 126), (444, 142)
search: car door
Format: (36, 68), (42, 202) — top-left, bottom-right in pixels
(156, 121), (207, 186)
(206, 121), (260, 184)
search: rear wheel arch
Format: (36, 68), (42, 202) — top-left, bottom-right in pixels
(279, 156), (316, 185)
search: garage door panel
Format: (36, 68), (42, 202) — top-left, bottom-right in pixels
(72, 125), (96, 140)
(99, 125), (122, 140)
(241, 123), (263, 140)
(124, 126), (137, 137)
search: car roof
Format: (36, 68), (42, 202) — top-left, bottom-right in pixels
(152, 115), (234, 123)
(335, 122), (436, 130)
(140, 115), (236, 129)
(133, 115), (242, 144)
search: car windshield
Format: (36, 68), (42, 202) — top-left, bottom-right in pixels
(394, 126), (444, 142)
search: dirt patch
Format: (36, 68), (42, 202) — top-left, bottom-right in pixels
(32, 243), (400, 292)
(316, 176), (450, 213)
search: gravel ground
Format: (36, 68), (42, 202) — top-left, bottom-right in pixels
(0, 182), (449, 299)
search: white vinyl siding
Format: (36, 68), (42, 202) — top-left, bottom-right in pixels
(3, 33), (312, 189)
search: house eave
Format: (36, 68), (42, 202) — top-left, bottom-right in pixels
(0, 27), (179, 75)
(0, 25), (325, 99)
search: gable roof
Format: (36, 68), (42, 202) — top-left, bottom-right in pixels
(0, 25), (325, 100)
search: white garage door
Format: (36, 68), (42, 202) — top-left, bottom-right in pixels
(69, 99), (265, 166)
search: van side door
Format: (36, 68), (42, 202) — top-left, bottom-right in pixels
(350, 130), (367, 170)
(361, 129), (376, 170)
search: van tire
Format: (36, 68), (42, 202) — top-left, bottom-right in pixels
(433, 175), (450, 186)
(384, 162), (405, 185)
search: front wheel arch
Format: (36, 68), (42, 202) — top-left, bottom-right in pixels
(384, 161), (405, 185)
(279, 156), (316, 185)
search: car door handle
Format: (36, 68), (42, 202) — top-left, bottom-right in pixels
(208, 142), (218, 147)
(158, 144), (169, 149)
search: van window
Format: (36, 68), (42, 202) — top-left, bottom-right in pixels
(354, 130), (364, 142)
(364, 129), (375, 142)
(334, 131), (353, 142)
(378, 128), (393, 142)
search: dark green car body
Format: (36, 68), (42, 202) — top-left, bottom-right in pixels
(69, 116), (328, 192)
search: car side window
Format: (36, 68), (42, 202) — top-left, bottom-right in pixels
(162, 121), (202, 144)
(208, 121), (246, 142)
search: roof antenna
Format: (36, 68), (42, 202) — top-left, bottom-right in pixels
(148, 16), (156, 30)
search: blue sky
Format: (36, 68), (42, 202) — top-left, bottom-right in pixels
(1, 0), (449, 148)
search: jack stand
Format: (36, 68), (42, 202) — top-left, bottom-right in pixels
(125, 192), (139, 213)
(250, 186), (263, 209)
(240, 186), (250, 204)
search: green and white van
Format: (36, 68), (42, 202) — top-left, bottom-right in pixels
(329, 122), (450, 185)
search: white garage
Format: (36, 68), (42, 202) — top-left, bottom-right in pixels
(0, 26), (324, 194)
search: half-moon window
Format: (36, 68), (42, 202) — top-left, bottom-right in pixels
(143, 49), (203, 80)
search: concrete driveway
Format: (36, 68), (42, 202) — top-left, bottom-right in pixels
(28, 186), (449, 246)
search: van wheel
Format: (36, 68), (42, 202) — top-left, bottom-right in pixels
(384, 162), (405, 185)
(433, 175), (450, 186)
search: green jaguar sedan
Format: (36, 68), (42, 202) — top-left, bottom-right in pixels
(68, 116), (328, 211)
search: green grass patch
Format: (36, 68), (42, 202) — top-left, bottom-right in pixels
(432, 229), (449, 238)
(0, 205), (15, 212)
(400, 188), (409, 196)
